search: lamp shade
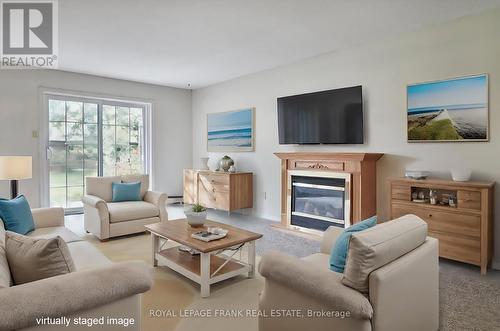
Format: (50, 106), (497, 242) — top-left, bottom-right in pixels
(0, 156), (32, 180)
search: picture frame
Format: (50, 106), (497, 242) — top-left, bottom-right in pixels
(207, 108), (255, 152)
(407, 74), (489, 142)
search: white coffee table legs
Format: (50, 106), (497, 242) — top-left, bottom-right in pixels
(200, 252), (211, 298)
(247, 241), (256, 278)
(151, 233), (159, 267)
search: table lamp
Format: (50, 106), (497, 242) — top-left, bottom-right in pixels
(0, 156), (32, 199)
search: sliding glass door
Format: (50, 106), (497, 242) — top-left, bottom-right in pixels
(47, 95), (148, 212)
(102, 104), (144, 176)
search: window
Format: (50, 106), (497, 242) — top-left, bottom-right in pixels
(46, 95), (150, 212)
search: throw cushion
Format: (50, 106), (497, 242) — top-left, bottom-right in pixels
(122, 174), (149, 199)
(5, 231), (76, 285)
(0, 195), (35, 235)
(329, 216), (377, 273)
(112, 181), (141, 202)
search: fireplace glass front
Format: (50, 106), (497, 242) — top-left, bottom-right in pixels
(291, 175), (347, 231)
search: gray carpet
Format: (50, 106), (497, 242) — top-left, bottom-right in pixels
(205, 210), (320, 257)
(439, 259), (500, 330)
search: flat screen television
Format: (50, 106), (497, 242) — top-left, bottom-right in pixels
(277, 85), (363, 144)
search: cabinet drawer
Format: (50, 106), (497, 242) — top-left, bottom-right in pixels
(293, 161), (344, 171)
(428, 231), (480, 265)
(391, 203), (480, 238)
(204, 173), (229, 185)
(200, 190), (229, 210)
(391, 185), (410, 201)
(458, 190), (481, 210)
(199, 173), (229, 191)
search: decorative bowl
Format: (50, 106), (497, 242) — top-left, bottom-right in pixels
(405, 170), (431, 180)
(185, 210), (207, 227)
(450, 168), (472, 182)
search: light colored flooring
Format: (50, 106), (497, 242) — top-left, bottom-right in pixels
(69, 205), (500, 330)
(67, 204), (320, 257)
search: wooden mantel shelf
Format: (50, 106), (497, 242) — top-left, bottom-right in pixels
(275, 152), (384, 228)
(274, 152), (384, 162)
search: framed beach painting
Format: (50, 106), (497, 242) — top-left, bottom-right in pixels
(407, 74), (489, 142)
(207, 108), (255, 152)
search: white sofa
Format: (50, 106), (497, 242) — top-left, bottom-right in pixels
(258, 214), (439, 331)
(82, 174), (167, 240)
(0, 208), (152, 331)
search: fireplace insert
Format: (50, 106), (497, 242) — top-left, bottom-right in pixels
(290, 173), (350, 231)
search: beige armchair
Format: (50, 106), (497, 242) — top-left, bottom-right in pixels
(82, 174), (167, 240)
(258, 214), (439, 331)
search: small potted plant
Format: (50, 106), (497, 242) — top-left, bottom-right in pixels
(185, 203), (207, 227)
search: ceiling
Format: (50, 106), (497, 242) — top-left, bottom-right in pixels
(58, 0), (500, 89)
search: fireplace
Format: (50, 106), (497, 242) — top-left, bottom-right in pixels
(287, 170), (351, 232)
(275, 152), (383, 232)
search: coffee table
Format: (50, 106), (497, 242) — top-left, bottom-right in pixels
(145, 220), (263, 297)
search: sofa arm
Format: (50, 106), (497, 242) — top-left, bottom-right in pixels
(0, 261), (153, 331)
(320, 226), (344, 254)
(82, 195), (107, 209)
(31, 207), (64, 228)
(82, 195), (109, 220)
(259, 251), (373, 319)
(369, 238), (439, 331)
(144, 191), (168, 221)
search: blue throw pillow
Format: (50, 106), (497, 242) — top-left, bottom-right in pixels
(0, 195), (35, 235)
(329, 216), (377, 273)
(112, 182), (141, 202)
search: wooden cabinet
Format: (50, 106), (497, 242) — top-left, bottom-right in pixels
(389, 178), (494, 274)
(183, 170), (253, 212)
(183, 169), (198, 205)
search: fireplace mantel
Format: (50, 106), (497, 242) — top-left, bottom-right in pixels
(274, 152), (384, 162)
(274, 152), (384, 229)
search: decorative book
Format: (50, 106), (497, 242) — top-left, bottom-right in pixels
(191, 229), (228, 242)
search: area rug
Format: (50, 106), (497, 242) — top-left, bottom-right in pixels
(87, 233), (262, 331)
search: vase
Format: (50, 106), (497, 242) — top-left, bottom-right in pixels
(200, 157), (209, 170)
(218, 156), (234, 172)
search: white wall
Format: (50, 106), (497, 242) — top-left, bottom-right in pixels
(193, 10), (500, 264)
(0, 70), (192, 206)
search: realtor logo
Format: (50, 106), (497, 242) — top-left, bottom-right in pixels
(1, 0), (58, 68)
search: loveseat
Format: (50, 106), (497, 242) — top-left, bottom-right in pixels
(82, 174), (167, 240)
(0, 207), (153, 331)
(258, 214), (439, 331)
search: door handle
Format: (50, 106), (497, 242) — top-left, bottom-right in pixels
(46, 147), (53, 160)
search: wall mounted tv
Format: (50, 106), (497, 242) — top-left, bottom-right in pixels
(277, 85), (363, 144)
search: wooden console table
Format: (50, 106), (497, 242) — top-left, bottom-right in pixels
(183, 169), (253, 212)
(389, 177), (494, 274)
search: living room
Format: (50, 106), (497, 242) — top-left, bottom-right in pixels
(1, 1), (499, 330)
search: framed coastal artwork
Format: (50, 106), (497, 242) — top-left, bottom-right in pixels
(207, 108), (255, 152)
(407, 74), (488, 142)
